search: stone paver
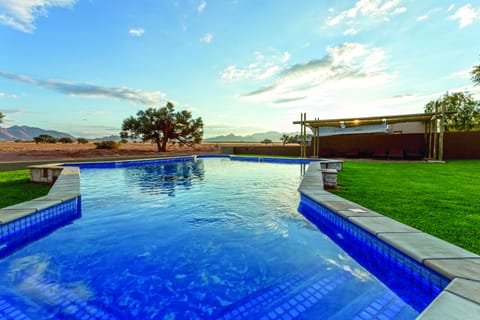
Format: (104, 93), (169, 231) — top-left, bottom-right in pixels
(349, 216), (421, 235)
(378, 230), (479, 263)
(445, 278), (480, 305)
(425, 258), (480, 281)
(5, 199), (62, 211)
(417, 291), (480, 320)
(0, 208), (36, 224)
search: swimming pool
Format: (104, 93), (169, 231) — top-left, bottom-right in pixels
(0, 158), (444, 319)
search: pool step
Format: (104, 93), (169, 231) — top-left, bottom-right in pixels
(0, 279), (122, 320)
(215, 268), (349, 319)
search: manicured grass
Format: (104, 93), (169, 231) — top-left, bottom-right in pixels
(0, 170), (51, 208)
(330, 160), (480, 255)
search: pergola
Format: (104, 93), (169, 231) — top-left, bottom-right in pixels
(293, 109), (454, 160)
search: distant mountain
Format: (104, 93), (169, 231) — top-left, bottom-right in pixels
(204, 131), (298, 142)
(91, 135), (122, 141)
(0, 125), (76, 141)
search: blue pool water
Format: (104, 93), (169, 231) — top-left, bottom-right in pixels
(0, 159), (443, 319)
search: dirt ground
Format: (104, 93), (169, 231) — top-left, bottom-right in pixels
(0, 141), (222, 163)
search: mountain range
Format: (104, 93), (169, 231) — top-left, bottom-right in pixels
(0, 125), (76, 141)
(0, 125), (298, 143)
(204, 131), (298, 142)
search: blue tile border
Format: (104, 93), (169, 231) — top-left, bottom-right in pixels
(0, 198), (81, 258)
(299, 194), (449, 312)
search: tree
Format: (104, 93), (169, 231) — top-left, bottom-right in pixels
(0, 112), (4, 125)
(472, 64), (480, 86)
(34, 134), (57, 143)
(261, 139), (273, 144)
(58, 137), (74, 143)
(120, 102), (203, 152)
(424, 92), (480, 131)
(280, 134), (289, 146)
(77, 137), (89, 144)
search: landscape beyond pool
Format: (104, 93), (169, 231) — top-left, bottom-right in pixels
(0, 159), (432, 319)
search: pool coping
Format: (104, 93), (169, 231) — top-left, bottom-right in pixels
(300, 161), (480, 319)
(1, 156), (479, 319)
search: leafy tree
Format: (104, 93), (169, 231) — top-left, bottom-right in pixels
(120, 102), (203, 152)
(472, 63), (480, 86)
(34, 134), (57, 144)
(424, 92), (480, 131)
(58, 137), (74, 143)
(261, 138), (273, 144)
(0, 112), (4, 125)
(77, 137), (89, 144)
(280, 134), (289, 146)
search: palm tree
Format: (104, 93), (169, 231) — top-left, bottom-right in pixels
(280, 134), (289, 146)
(472, 64), (480, 86)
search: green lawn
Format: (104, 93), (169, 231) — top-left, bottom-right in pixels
(330, 160), (480, 255)
(0, 170), (51, 208)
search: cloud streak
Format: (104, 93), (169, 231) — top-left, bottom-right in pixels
(129, 28), (145, 37)
(326, 0), (407, 34)
(240, 43), (393, 107)
(198, 0), (207, 13)
(221, 51), (290, 81)
(0, 0), (76, 33)
(200, 32), (213, 43)
(0, 71), (166, 106)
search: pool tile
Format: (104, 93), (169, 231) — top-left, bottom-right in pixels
(417, 291), (480, 319)
(424, 258), (480, 281)
(378, 232), (479, 263)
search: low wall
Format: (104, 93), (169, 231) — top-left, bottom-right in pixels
(229, 132), (480, 160)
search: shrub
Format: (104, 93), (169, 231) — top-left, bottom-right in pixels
(94, 141), (120, 149)
(34, 134), (57, 144)
(77, 138), (89, 144)
(58, 137), (74, 143)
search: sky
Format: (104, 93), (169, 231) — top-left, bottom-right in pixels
(1, 0), (480, 138)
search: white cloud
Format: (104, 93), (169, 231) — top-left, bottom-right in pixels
(200, 32), (213, 43)
(449, 4), (479, 28)
(417, 15), (429, 21)
(240, 43), (395, 112)
(344, 28), (358, 35)
(129, 28), (145, 37)
(0, 92), (16, 98)
(326, 0), (407, 34)
(445, 68), (472, 79)
(447, 4), (455, 12)
(198, 0), (206, 13)
(0, 71), (167, 106)
(0, 0), (76, 33)
(221, 51), (291, 81)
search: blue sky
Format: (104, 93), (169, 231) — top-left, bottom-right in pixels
(1, 0), (479, 138)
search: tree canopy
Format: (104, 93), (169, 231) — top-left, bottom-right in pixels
(424, 92), (480, 131)
(0, 112), (4, 125)
(120, 102), (203, 152)
(472, 63), (480, 86)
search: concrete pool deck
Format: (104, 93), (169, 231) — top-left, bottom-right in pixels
(300, 161), (480, 319)
(0, 156), (479, 319)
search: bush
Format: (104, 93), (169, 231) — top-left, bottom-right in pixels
(94, 141), (120, 149)
(34, 134), (57, 144)
(58, 137), (74, 143)
(77, 138), (89, 144)
(120, 139), (128, 144)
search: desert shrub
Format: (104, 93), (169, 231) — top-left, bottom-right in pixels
(94, 141), (120, 149)
(120, 139), (128, 144)
(77, 138), (89, 144)
(34, 134), (57, 144)
(58, 137), (74, 143)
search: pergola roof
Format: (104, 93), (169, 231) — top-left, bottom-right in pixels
(293, 112), (439, 128)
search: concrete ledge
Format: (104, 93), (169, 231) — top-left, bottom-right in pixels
(298, 161), (480, 320)
(1, 165), (81, 225)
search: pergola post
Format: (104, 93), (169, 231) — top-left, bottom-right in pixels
(433, 102), (439, 160)
(439, 102), (446, 161)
